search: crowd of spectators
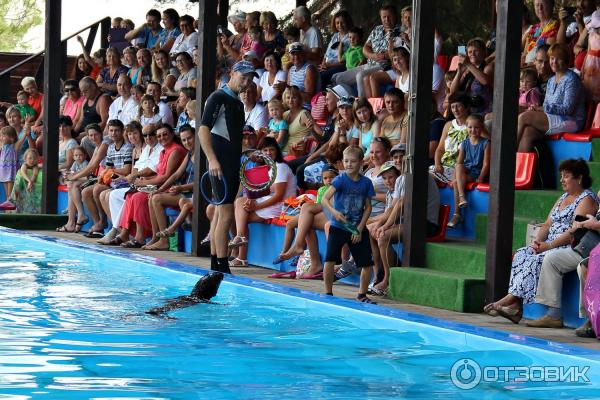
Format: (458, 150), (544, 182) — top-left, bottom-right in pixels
(1, 0), (600, 325)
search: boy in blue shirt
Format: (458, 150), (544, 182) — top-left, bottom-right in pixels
(321, 146), (376, 303)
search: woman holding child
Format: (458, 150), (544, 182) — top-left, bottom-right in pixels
(484, 159), (598, 324)
(516, 43), (586, 152)
(229, 137), (297, 267)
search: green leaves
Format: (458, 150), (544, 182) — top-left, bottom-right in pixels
(0, 0), (42, 51)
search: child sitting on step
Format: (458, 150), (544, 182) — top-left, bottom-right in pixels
(448, 114), (490, 228)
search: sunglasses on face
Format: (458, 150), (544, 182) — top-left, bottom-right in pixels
(64, 87), (77, 92)
(142, 132), (156, 137)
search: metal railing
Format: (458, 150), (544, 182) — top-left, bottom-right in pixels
(0, 16), (110, 101)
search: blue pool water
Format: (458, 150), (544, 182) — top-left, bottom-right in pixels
(1, 230), (600, 399)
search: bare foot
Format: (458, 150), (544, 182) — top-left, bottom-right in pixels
(279, 246), (304, 261)
(142, 239), (170, 251)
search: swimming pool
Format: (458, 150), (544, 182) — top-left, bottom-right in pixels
(1, 228), (600, 399)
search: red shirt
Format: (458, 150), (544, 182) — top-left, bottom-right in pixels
(157, 141), (186, 176)
(28, 92), (43, 116)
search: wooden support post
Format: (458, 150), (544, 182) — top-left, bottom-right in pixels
(85, 24), (98, 53)
(41, 0), (63, 214)
(402, 0), (436, 267)
(485, 0), (522, 303)
(218, 0), (229, 27)
(100, 17), (110, 49)
(296, 0), (307, 7)
(192, 0), (220, 257)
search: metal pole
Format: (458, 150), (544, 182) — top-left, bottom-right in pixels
(41, 0), (63, 214)
(402, 0), (436, 267)
(192, 0), (220, 256)
(485, 0), (522, 302)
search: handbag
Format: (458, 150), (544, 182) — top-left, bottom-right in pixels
(572, 228), (600, 258)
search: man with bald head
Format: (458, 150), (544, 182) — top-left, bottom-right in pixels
(74, 77), (111, 136)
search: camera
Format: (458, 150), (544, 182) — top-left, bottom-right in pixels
(391, 27), (401, 37)
(563, 6), (577, 16)
(330, 41), (340, 50)
(217, 25), (224, 35)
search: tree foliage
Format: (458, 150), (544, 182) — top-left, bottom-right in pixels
(0, 0), (42, 52)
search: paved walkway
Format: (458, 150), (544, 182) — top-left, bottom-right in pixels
(41, 230), (600, 352)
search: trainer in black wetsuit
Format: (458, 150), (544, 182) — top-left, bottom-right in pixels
(198, 60), (258, 274)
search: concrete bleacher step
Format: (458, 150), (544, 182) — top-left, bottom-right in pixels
(592, 139), (600, 161)
(389, 267), (485, 313)
(514, 190), (562, 221)
(424, 241), (486, 276)
(474, 214), (531, 251)
(586, 160), (600, 185)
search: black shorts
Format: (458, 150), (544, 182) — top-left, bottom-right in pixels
(325, 225), (374, 268)
(210, 134), (241, 204)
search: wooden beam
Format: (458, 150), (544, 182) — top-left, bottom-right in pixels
(485, 0), (522, 303)
(218, 0), (229, 27)
(296, 0), (307, 7)
(100, 17), (110, 49)
(41, 0), (63, 214)
(402, 0), (436, 267)
(192, 0), (220, 257)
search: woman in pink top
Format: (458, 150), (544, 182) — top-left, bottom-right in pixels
(62, 80), (85, 127)
(115, 125), (186, 248)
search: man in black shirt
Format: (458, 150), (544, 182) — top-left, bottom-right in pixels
(199, 61), (257, 274)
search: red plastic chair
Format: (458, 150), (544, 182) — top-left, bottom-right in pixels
(58, 185), (68, 192)
(562, 101), (597, 142)
(368, 97), (384, 114)
(427, 205), (450, 242)
(476, 152), (537, 192)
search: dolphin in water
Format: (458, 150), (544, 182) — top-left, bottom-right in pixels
(146, 272), (224, 317)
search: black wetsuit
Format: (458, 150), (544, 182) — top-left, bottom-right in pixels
(200, 85), (244, 204)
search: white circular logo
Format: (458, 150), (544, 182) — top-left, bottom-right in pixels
(450, 358), (482, 390)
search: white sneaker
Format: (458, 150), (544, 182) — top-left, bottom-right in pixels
(97, 227), (119, 245)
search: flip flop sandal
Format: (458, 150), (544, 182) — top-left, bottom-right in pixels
(108, 237), (125, 246)
(357, 295), (377, 304)
(229, 257), (248, 267)
(370, 286), (389, 296)
(84, 230), (104, 238)
(269, 271), (297, 279)
(121, 239), (143, 248)
(496, 306), (522, 324)
(289, 255), (301, 267)
(301, 272), (323, 280)
(228, 236), (248, 249)
(56, 225), (75, 233)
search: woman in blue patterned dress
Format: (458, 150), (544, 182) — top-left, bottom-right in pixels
(484, 159), (599, 324)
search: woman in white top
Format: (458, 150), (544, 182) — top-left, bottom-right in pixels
(258, 51), (287, 102)
(169, 15), (198, 58)
(230, 137), (297, 266)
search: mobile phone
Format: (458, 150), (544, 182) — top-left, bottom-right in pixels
(563, 6), (576, 16)
(458, 46), (466, 56)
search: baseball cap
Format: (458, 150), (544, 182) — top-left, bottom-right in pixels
(242, 125), (256, 135)
(377, 160), (400, 177)
(390, 143), (406, 155)
(288, 42), (304, 53)
(326, 83), (354, 99)
(337, 96), (355, 108)
(232, 60), (259, 78)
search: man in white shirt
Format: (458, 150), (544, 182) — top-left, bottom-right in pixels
(146, 81), (175, 127)
(107, 74), (139, 130)
(240, 81), (269, 131)
(293, 5), (323, 64)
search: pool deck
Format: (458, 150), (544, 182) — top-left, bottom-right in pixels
(40, 230), (600, 351)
